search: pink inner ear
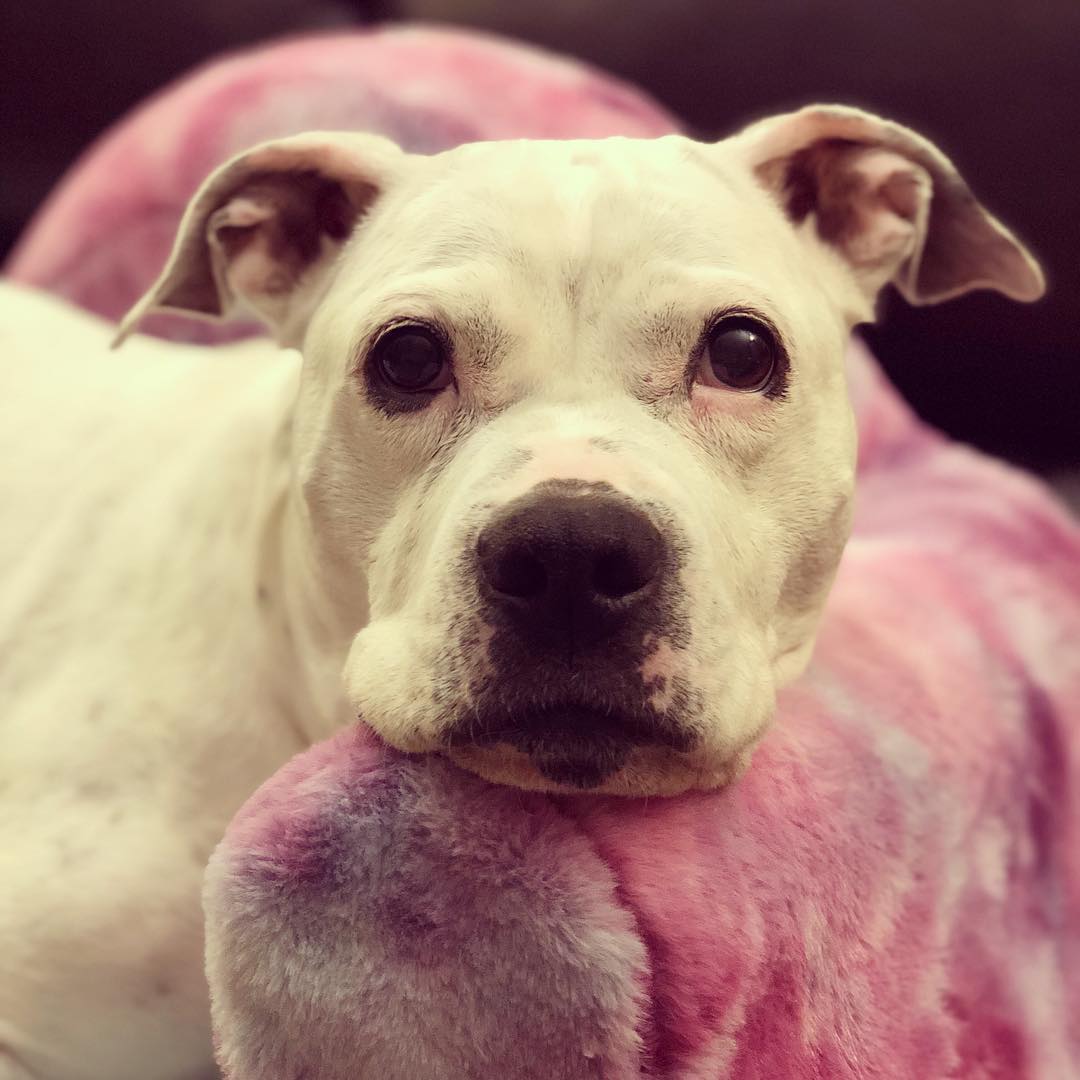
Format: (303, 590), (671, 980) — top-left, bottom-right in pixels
(209, 195), (276, 267)
(213, 195), (276, 231)
(878, 166), (925, 222)
(849, 153), (931, 280)
(809, 145), (932, 291)
(226, 229), (296, 302)
(207, 193), (289, 307)
(203, 174), (363, 323)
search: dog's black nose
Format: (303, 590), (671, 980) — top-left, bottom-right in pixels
(476, 485), (667, 648)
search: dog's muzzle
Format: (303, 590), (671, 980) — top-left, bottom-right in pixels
(449, 481), (695, 788)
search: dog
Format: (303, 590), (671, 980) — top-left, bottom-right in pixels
(0, 104), (1042, 1079)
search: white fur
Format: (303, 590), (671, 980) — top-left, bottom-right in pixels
(0, 106), (1041, 1077)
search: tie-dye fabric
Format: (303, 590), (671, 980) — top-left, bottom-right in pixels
(203, 338), (1080, 1079)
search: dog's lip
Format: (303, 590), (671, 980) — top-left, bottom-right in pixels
(443, 703), (633, 790)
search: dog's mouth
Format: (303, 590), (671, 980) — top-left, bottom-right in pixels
(444, 702), (696, 789)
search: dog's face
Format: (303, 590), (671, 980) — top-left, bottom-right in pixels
(124, 106), (1042, 794)
(306, 137), (862, 795)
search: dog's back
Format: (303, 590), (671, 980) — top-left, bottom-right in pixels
(0, 283), (305, 1080)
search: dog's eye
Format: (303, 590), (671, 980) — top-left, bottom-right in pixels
(697, 317), (779, 393)
(371, 325), (452, 393)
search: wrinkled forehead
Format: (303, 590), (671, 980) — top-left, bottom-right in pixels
(302, 135), (857, 390)
(341, 136), (803, 298)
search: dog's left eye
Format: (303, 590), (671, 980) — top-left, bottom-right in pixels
(371, 324), (453, 393)
(695, 316), (781, 393)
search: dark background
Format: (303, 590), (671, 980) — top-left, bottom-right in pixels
(2, 0), (1077, 475)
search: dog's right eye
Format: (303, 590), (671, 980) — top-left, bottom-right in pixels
(370, 324), (453, 395)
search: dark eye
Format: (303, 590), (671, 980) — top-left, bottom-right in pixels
(370, 324), (452, 394)
(697, 316), (780, 393)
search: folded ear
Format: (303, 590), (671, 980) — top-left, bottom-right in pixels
(114, 132), (405, 348)
(729, 104), (1045, 309)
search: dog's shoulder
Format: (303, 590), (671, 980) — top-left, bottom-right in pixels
(0, 283), (296, 549)
(0, 284), (301, 766)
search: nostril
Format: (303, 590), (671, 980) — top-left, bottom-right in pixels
(479, 541), (548, 599)
(592, 542), (662, 599)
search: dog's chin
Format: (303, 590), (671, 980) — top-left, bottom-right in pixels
(443, 740), (754, 797)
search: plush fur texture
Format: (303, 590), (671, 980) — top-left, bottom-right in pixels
(207, 348), (1080, 1077)
(206, 734), (648, 1080)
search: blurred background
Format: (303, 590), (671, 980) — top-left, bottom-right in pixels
(2, 0), (1077, 481)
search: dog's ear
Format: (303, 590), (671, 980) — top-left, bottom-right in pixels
(729, 104), (1044, 311)
(114, 132), (404, 347)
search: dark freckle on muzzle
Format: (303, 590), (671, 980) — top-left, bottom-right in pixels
(488, 446), (535, 483)
(588, 436), (620, 454)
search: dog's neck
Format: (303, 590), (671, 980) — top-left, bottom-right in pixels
(259, 426), (371, 746)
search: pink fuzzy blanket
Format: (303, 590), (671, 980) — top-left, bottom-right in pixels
(205, 348), (1080, 1078)
(10, 25), (1079, 1080)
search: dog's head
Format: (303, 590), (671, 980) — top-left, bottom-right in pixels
(122, 106), (1043, 794)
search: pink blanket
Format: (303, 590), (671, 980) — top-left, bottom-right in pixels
(10, 26), (1079, 1079)
(205, 349), (1080, 1078)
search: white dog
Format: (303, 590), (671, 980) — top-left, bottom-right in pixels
(0, 105), (1042, 1079)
